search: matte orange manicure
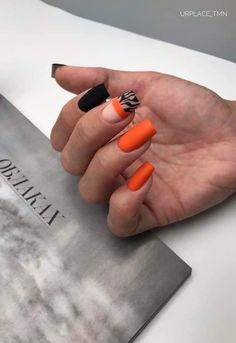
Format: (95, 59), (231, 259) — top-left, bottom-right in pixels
(118, 119), (156, 152)
(127, 162), (155, 191)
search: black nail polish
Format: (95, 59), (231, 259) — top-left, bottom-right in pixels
(78, 83), (110, 112)
(51, 63), (66, 78)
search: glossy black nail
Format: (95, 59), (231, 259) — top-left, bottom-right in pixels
(78, 83), (110, 112)
(51, 63), (66, 78)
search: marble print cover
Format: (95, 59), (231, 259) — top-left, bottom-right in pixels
(0, 95), (191, 343)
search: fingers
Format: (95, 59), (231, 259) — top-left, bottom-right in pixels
(50, 65), (159, 236)
(51, 64), (157, 151)
(107, 162), (157, 237)
(60, 90), (141, 176)
(78, 136), (151, 203)
(52, 64), (155, 98)
(78, 119), (156, 202)
(50, 84), (111, 151)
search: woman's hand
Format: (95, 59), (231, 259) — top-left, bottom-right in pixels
(50, 66), (236, 236)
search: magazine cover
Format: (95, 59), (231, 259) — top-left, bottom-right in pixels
(0, 95), (191, 342)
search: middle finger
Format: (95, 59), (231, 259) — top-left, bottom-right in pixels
(61, 90), (141, 175)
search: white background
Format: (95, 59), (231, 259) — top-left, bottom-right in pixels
(0, 1), (236, 342)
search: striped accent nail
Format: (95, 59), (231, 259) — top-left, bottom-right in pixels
(102, 90), (140, 123)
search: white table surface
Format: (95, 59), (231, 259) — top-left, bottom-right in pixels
(1, 1), (236, 342)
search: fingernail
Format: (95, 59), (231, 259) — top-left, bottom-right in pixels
(102, 90), (140, 123)
(127, 162), (155, 191)
(51, 63), (66, 78)
(118, 119), (156, 152)
(78, 83), (110, 112)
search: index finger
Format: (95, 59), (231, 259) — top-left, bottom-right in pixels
(52, 65), (156, 98)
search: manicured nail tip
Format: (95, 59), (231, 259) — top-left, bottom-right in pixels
(118, 119), (157, 152)
(102, 90), (139, 123)
(127, 162), (155, 191)
(116, 90), (140, 118)
(78, 83), (110, 112)
(51, 63), (66, 78)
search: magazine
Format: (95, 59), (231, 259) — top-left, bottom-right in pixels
(0, 95), (191, 343)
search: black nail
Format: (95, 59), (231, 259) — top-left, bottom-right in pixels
(51, 63), (66, 78)
(78, 83), (110, 112)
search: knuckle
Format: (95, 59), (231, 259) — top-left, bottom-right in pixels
(50, 104), (71, 151)
(60, 150), (80, 176)
(107, 218), (129, 238)
(78, 179), (103, 203)
(108, 194), (138, 237)
(60, 150), (72, 174)
(147, 70), (160, 79)
(74, 118), (91, 146)
(132, 72), (156, 93)
(110, 194), (127, 217)
(133, 78), (148, 94)
(78, 179), (90, 202)
(50, 125), (61, 151)
(59, 103), (71, 130)
(149, 72), (168, 87)
(93, 148), (109, 171)
(95, 67), (108, 80)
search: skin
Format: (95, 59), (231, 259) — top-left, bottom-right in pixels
(50, 66), (236, 237)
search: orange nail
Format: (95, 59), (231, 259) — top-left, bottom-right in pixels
(112, 97), (128, 119)
(118, 119), (156, 152)
(127, 162), (155, 191)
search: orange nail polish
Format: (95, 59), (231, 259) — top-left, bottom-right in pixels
(112, 97), (128, 119)
(118, 119), (156, 152)
(127, 162), (155, 191)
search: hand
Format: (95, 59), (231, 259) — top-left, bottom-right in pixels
(50, 66), (236, 236)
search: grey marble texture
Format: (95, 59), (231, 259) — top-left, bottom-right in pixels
(0, 95), (191, 342)
(0, 177), (140, 342)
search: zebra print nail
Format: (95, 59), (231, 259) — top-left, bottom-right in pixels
(102, 90), (140, 123)
(118, 91), (140, 113)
